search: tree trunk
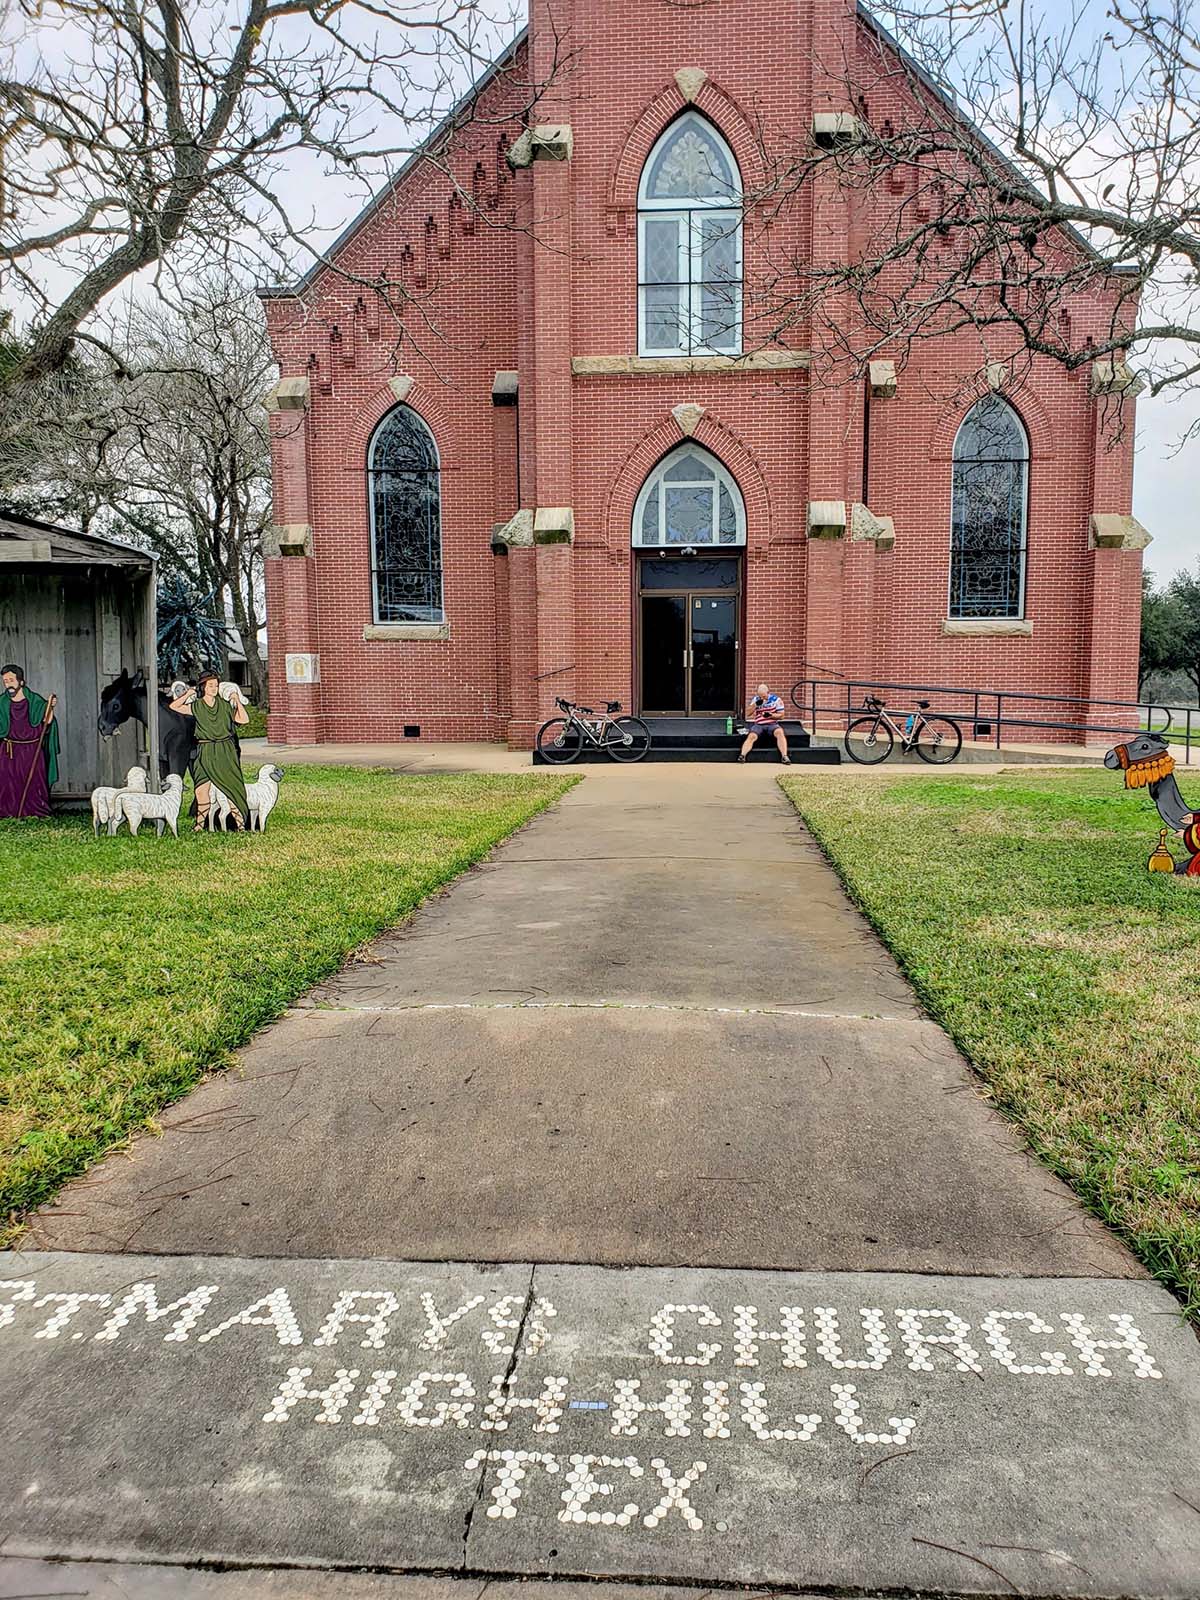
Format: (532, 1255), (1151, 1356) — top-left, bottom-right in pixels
(227, 569), (269, 709)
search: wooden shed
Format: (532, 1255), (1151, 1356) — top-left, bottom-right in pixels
(0, 514), (158, 806)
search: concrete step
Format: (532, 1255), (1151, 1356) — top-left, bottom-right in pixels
(533, 743), (839, 766)
(532, 718), (830, 765)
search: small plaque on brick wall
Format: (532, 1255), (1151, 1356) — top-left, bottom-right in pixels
(285, 652), (320, 685)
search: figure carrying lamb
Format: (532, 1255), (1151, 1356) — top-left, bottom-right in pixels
(168, 673), (250, 830)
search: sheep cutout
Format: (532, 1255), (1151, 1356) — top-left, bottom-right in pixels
(118, 773), (185, 838)
(90, 765), (148, 836)
(212, 765), (284, 832)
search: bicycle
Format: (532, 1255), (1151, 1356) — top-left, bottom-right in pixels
(535, 697), (652, 764)
(844, 694), (962, 765)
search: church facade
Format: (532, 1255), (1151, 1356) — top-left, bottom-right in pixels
(260, 0), (1149, 748)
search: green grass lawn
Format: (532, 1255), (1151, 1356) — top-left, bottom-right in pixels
(0, 767), (572, 1240)
(782, 769), (1200, 1319)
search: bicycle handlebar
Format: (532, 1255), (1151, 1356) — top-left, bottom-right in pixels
(556, 696), (622, 714)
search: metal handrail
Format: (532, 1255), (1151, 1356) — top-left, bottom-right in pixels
(790, 676), (1195, 765)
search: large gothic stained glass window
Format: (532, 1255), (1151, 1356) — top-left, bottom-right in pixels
(949, 396), (1029, 619)
(638, 112), (742, 356)
(632, 445), (746, 547)
(368, 404), (443, 624)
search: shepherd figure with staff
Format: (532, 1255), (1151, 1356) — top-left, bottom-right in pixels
(0, 664), (60, 819)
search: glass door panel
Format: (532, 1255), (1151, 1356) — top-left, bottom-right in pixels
(689, 596), (737, 713)
(641, 594), (688, 712)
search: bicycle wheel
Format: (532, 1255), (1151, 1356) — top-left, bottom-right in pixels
(536, 716), (584, 764)
(604, 716), (652, 762)
(844, 716), (894, 764)
(913, 716), (962, 764)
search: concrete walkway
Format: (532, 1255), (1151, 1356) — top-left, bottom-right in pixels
(26, 764), (1132, 1274)
(6, 764), (1200, 1598)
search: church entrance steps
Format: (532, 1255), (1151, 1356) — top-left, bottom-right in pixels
(532, 719), (841, 765)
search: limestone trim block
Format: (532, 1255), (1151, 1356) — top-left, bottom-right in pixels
(812, 111), (863, 147)
(1090, 512), (1152, 550)
(387, 374), (415, 404)
(985, 360), (1008, 392)
(868, 360), (897, 398)
(362, 622), (450, 642)
(808, 501), (847, 540)
(674, 67), (709, 102)
(264, 523), (313, 559)
(849, 503), (894, 549)
(942, 618), (1033, 637)
(534, 507), (575, 546)
(507, 124), (573, 166)
(493, 509), (535, 548)
(492, 371), (519, 406)
(264, 376), (311, 413)
(572, 350), (809, 375)
(1090, 357), (1146, 397)
(505, 128), (535, 169)
(671, 402), (706, 436)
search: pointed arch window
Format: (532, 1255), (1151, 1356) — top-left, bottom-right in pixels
(368, 404), (443, 623)
(949, 396), (1029, 619)
(638, 112), (743, 357)
(632, 444), (746, 547)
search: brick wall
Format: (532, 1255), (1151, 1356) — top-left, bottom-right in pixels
(261, 0), (1143, 748)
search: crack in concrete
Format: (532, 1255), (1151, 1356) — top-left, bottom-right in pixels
(461, 1265), (539, 1570)
(295, 1000), (928, 1026)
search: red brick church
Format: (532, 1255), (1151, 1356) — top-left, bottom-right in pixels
(260, 0), (1149, 748)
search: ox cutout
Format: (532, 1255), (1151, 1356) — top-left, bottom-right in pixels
(1105, 732), (1200, 877)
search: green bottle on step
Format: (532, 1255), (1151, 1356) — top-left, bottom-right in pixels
(725, 716), (734, 735)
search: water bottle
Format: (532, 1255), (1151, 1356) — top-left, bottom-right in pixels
(905, 713), (915, 737)
(725, 716), (733, 735)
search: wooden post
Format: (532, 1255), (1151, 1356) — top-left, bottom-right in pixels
(143, 562), (161, 788)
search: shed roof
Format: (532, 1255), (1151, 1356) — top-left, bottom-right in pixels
(0, 512), (154, 568)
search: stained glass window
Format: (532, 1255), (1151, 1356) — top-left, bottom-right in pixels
(638, 113), (742, 356)
(632, 445), (746, 547)
(949, 396), (1029, 620)
(368, 405), (443, 623)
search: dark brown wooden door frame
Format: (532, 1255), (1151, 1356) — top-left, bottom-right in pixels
(635, 554), (744, 716)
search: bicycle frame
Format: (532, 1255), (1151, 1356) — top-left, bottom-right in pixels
(862, 702), (940, 753)
(555, 701), (635, 749)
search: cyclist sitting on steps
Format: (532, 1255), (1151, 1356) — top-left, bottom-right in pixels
(737, 684), (790, 764)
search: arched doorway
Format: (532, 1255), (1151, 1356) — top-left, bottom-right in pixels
(632, 444), (745, 716)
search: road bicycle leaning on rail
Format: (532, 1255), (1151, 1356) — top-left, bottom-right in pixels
(844, 694), (963, 765)
(535, 697), (653, 763)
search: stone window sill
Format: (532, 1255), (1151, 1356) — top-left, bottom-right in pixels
(942, 618), (1032, 637)
(572, 350), (810, 376)
(363, 622), (450, 642)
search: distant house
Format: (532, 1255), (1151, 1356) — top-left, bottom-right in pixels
(260, 0), (1149, 748)
(0, 513), (158, 803)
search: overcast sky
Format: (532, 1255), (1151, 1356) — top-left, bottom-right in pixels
(1131, 392), (1198, 584)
